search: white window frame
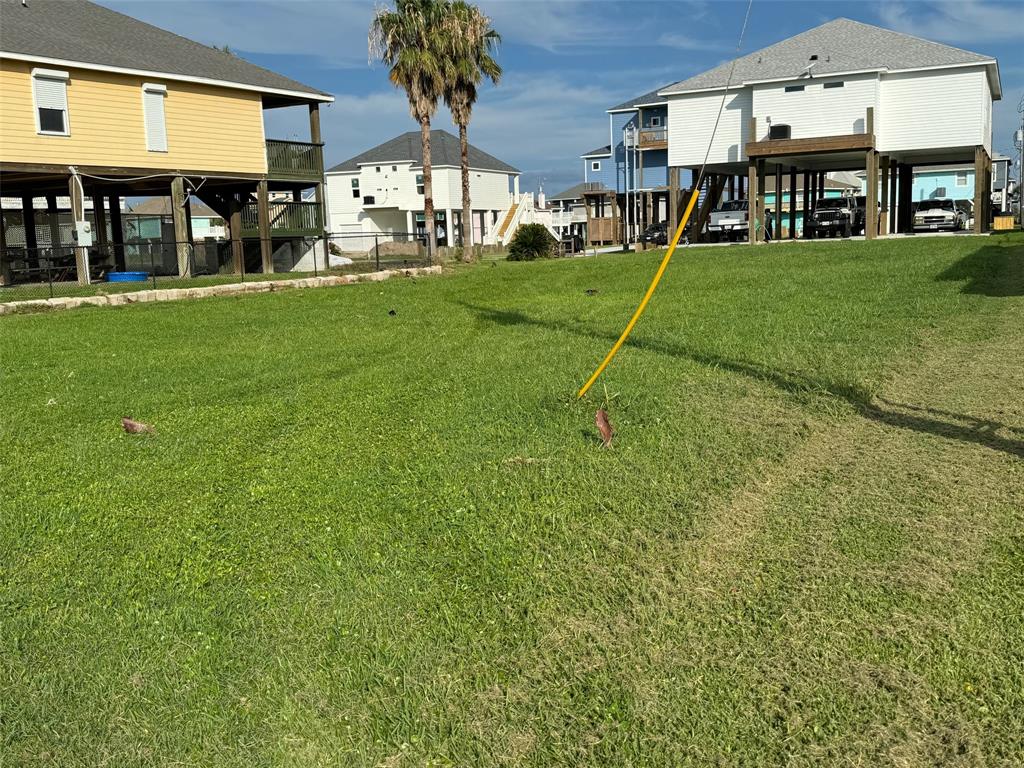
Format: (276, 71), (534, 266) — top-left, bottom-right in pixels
(141, 82), (168, 152)
(649, 116), (662, 128)
(591, 160), (601, 171)
(31, 67), (70, 136)
(955, 171), (969, 187)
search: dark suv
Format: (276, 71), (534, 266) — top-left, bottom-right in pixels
(639, 222), (669, 246)
(807, 196), (867, 238)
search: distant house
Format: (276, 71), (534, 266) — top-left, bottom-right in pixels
(1, 0), (332, 284)
(128, 198), (226, 240)
(325, 130), (521, 250)
(855, 153), (1014, 212)
(546, 183), (590, 242)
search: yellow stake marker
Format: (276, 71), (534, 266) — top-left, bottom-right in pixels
(577, 181), (704, 399)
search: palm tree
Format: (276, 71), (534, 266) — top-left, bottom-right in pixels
(443, 2), (501, 258)
(370, 0), (449, 257)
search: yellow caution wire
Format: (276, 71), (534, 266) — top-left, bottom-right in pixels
(575, 0), (754, 401)
(576, 188), (701, 399)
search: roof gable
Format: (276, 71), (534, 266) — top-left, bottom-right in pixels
(327, 130), (519, 174)
(661, 18), (997, 97)
(0, 0), (330, 100)
(608, 85), (671, 113)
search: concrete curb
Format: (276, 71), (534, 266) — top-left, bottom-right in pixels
(0, 266), (443, 316)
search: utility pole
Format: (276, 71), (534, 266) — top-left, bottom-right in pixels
(1016, 93), (1023, 231)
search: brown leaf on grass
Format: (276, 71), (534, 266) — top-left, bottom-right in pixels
(595, 408), (613, 447)
(122, 417), (154, 434)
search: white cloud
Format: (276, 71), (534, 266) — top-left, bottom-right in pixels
(876, 0), (1021, 45)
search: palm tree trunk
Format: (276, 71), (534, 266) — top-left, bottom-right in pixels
(420, 116), (438, 258)
(459, 122), (473, 259)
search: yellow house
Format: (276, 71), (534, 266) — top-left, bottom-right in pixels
(0, 0), (334, 283)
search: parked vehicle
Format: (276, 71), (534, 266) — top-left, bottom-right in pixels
(913, 199), (967, 232)
(640, 221), (669, 246)
(807, 196), (859, 238)
(954, 199), (974, 230)
(708, 200), (749, 241)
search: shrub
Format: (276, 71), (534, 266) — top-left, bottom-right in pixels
(507, 223), (557, 261)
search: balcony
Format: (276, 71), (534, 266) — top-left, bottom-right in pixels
(638, 128), (668, 150)
(240, 200), (323, 238)
(266, 139), (324, 182)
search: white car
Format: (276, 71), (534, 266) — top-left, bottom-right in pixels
(913, 199), (967, 232)
(708, 200), (749, 241)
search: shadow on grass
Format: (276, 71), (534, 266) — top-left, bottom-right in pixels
(937, 240), (1024, 297)
(460, 302), (1024, 460)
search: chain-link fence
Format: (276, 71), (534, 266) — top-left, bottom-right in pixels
(0, 232), (435, 304)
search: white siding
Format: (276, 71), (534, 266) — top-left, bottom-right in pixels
(667, 88), (751, 166)
(752, 73), (878, 141)
(877, 67), (986, 153)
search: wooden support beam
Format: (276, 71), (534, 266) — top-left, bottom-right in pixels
(865, 150), (879, 240)
(973, 146), (986, 234)
(746, 133), (874, 158)
(0, 198), (10, 285)
(897, 163), (914, 234)
(68, 177), (90, 285)
(257, 179), (273, 272)
(109, 194), (126, 270)
(773, 165), (782, 242)
(888, 165), (898, 235)
(747, 160), (757, 244)
(668, 167), (680, 232)
(92, 193), (108, 248)
(170, 176), (192, 277)
(45, 195), (62, 255)
(879, 156), (889, 236)
(788, 166), (797, 239)
(801, 171), (810, 239)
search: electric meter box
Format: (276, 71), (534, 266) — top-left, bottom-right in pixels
(73, 221), (93, 247)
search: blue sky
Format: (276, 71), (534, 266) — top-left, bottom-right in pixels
(106, 0), (1022, 196)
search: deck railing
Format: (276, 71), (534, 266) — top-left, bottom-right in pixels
(265, 139), (324, 181)
(240, 200), (323, 237)
(638, 128), (668, 148)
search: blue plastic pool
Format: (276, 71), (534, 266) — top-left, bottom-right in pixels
(107, 271), (149, 283)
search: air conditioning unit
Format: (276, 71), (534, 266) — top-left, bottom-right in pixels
(769, 124), (792, 140)
(363, 195), (376, 205)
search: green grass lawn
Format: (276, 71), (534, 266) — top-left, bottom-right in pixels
(2, 234), (1022, 766)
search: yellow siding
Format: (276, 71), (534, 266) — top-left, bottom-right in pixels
(0, 59), (268, 175)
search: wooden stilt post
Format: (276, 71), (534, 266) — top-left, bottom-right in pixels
(310, 103), (329, 268)
(747, 160), (757, 243)
(228, 193), (244, 274)
(756, 159), (767, 244)
(45, 195), (62, 258)
(888, 163), (898, 234)
(92, 193), (108, 247)
(788, 166), (797, 239)
(865, 150), (879, 239)
(668, 166), (680, 232)
(773, 165), (782, 242)
(170, 176), (191, 277)
(879, 156), (889, 236)
(801, 171), (810, 238)
(68, 177), (90, 285)
(973, 146), (986, 234)
(0, 198), (10, 285)
(257, 179), (273, 272)
(109, 195), (126, 270)
(22, 196), (39, 271)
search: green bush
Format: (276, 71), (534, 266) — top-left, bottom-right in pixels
(507, 223), (558, 261)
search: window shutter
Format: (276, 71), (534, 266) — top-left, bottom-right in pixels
(143, 85), (168, 152)
(34, 76), (68, 111)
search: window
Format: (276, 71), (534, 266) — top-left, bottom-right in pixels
(392, 165), (397, 171)
(824, 81), (844, 89)
(32, 68), (70, 135)
(351, 178), (360, 198)
(591, 160), (601, 171)
(784, 85), (804, 93)
(375, 166), (381, 172)
(955, 171), (968, 187)
(416, 174), (424, 195)
(650, 116), (662, 128)
(142, 83), (167, 151)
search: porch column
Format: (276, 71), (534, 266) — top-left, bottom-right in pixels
(109, 194), (126, 270)
(92, 193), (109, 250)
(897, 164), (914, 234)
(773, 165), (782, 241)
(67, 178), (90, 285)
(309, 103), (329, 269)
(756, 159), (766, 244)
(45, 195), (62, 256)
(974, 147), (991, 234)
(229, 193), (244, 274)
(21, 196), (39, 270)
(747, 159), (758, 244)
(788, 166), (797, 239)
(170, 176), (191, 277)
(668, 166), (680, 232)
(865, 150), (879, 240)
(257, 179), (273, 273)
(0, 198), (10, 285)
(888, 163), (898, 235)
(879, 157), (890, 236)
(444, 208), (453, 247)
(801, 171), (810, 238)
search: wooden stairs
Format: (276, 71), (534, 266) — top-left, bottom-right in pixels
(496, 201), (519, 240)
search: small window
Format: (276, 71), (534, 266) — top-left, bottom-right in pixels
(32, 68), (70, 135)
(955, 171), (968, 187)
(784, 85), (804, 93)
(824, 81), (844, 89)
(415, 174), (424, 195)
(142, 83), (168, 152)
(650, 116), (662, 128)
(392, 165), (397, 172)
(591, 161), (601, 171)
(351, 178), (360, 198)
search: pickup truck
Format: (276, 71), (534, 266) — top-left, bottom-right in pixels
(913, 199), (967, 232)
(708, 200), (749, 241)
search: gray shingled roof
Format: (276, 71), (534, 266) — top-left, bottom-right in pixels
(327, 130), (519, 174)
(548, 182), (590, 201)
(581, 145), (612, 158)
(129, 197), (220, 218)
(661, 18), (997, 96)
(608, 85), (670, 113)
(0, 0), (331, 99)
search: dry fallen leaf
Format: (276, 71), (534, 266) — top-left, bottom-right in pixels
(595, 408), (613, 448)
(122, 417), (154, 434)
